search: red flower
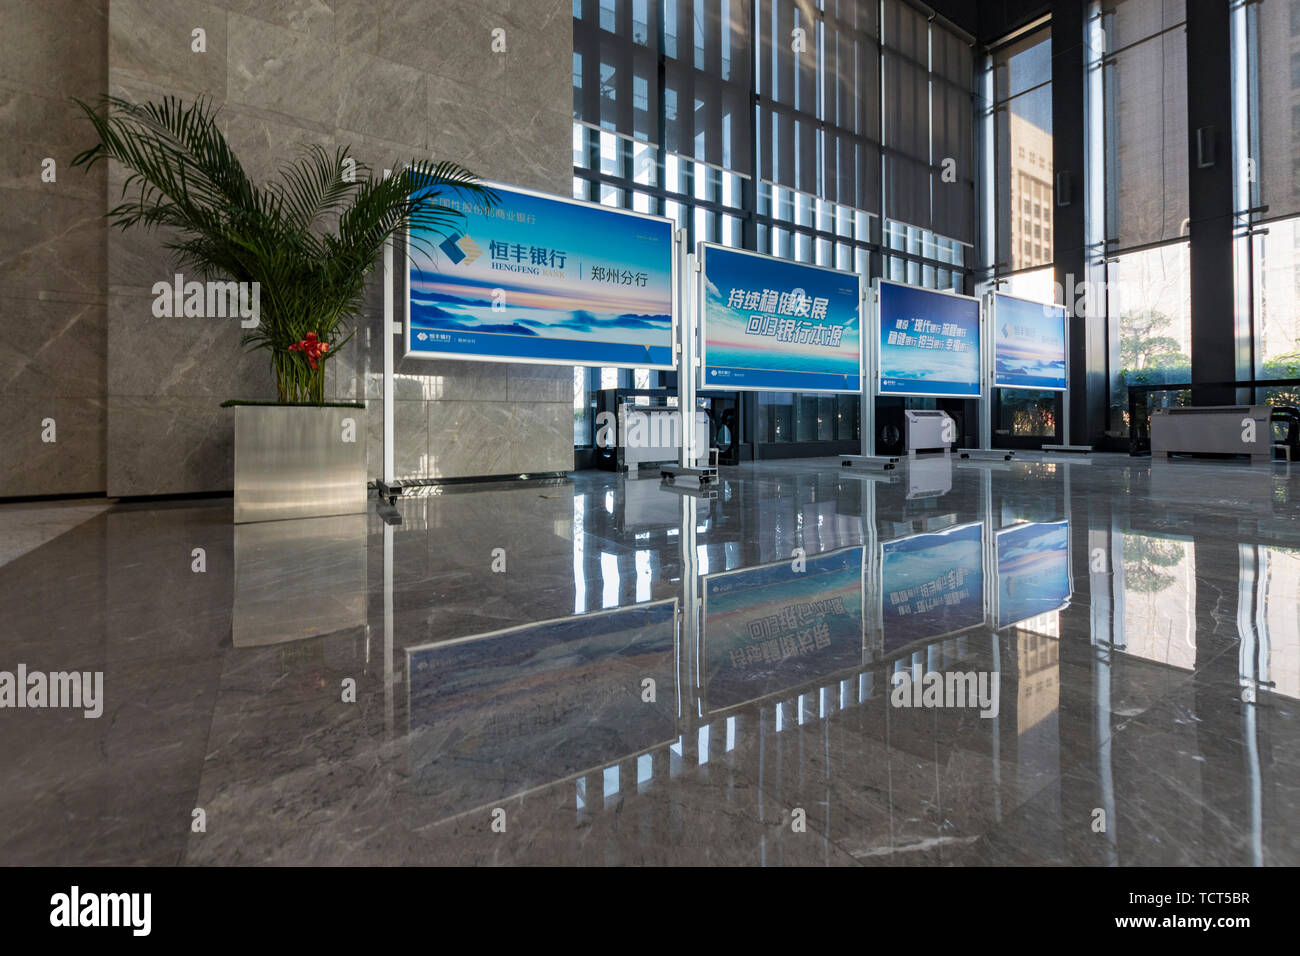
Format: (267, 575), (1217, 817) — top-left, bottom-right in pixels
(289, 333), (330, 370)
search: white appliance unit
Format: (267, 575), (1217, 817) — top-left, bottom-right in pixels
(618, 403), (711, 470)
(1149, 405), (1272, 464)
(904, 410), (955, 457)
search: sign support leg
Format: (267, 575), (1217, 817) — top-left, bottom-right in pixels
(841, 284), (898, 471)
(661, 235), (716, 486)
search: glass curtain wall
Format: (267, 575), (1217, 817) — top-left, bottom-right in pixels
(572, 0), (977, 452)
(1240, 0), (1300, 407)
(1100, 0), (1191, 434)
(986, 22), (1058, 441)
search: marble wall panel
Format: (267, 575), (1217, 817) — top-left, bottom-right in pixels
(107, 396), (235, 495)
(109, 0), (228, 98)
(0, 0), (575, 497)
(0, 0), (109, 497)
(1, 296), (105, 399)
(507, 363), (572, 403)
(0, 0), (109, 99)
(225, 14), (335, 131)
(426, 399), (573, 478)
(0, 395), (106, 497)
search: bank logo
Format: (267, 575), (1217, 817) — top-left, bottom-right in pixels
(439, 232), (483, 266)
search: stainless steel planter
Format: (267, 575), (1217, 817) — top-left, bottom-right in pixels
(233, 404), (367, 523)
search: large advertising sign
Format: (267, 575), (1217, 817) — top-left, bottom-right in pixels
(407, 600), (677, 812)
(702, 547), (864, 712)
(880, 522), (984, 652)
(992, 293), (1067, 391)
(996, 520), (1071, 629)
(698, 244), (862, 392)
(405, 181), (674, 368)
(877, 280), (981, 397)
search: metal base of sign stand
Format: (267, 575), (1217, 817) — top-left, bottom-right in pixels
(959, 449), (1015, 462)
(840, 454), (899, 471)
(660, 464), (717, 485)
(376, 479), (403, 506)
(1041, 444), (1093, 454)
(837, 467), (902, 486)
(956, 457), (1014, 471)
(662, 445), (718, 486)
(657, 480), (719, 500)
(377, 474), (570, 504)
(1011, 448), (1095, 465)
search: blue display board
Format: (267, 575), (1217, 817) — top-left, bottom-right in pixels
(877, 280), (982, 397)
(703, 547), (864, 712)
(405, 181), (674, 368)
(880, 522), (984, 652)
(992, 293), (1068, 391)
(407, 600), (677, 811)
(996, 520), (1071, 629)
(698, 244), (862, 392)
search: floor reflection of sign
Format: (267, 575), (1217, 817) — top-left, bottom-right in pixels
(880, 522), (984, 652)
(406, 600), (677, 813)
(703, 547), (864, 712)
(996, 521), (1070, 629)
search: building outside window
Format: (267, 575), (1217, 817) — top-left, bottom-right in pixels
(985, 20), (1058, 441)
(992, 25), (1053, 275)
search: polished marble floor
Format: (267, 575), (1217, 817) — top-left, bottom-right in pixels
(1, 454), (1297, 865)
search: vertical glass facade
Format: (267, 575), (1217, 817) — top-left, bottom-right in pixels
(1253, 220), (1300, 404)
(992, 27), (1053, 274)
(1241, 0), (1300, 407)
(1107, 243), (1193, 430)
(985, 22), (1058, 442)
(1100, 0), (1191, 436)
(572, 1), (976, 452)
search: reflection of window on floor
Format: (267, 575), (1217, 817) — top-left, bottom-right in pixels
(1119, 533), (1197, 670)
(1016, 631), (1060, 736)
(1261, 547), (1300, 700)
(1016, 631), (1060, 802)
(573, 367), (588, 445)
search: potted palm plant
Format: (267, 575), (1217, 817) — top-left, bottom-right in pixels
(73, 95), (495, 521)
